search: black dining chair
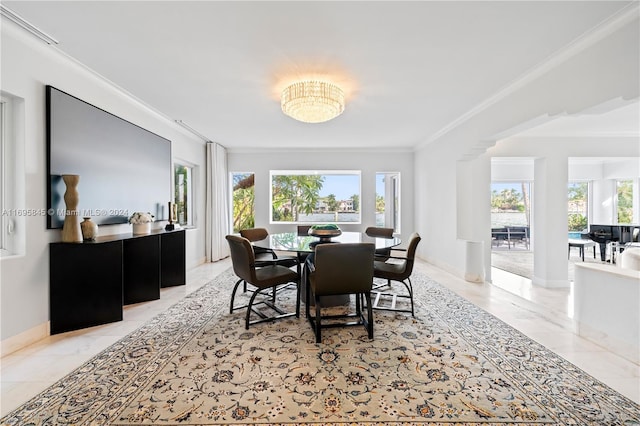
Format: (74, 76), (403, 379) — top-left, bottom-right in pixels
(365, 226), (395, 262)
(239, 227), (297, 267)
(372, 232), (421, 317)
(297, 225), (312, 236)
(306, 243), (375, 343)
(239, 227), (298, 293)
(226, 235), (300, 329)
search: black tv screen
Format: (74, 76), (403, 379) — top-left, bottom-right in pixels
(46, 86), (171, 229)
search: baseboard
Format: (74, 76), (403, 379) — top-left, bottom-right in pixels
(532, 276), (570, 288)
(577, 321), (639, 365)
(187, 256), (208, 270)
(421, 255), (465, 281)
(0, 321), (49, 357)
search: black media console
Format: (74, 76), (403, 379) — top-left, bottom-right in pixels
(49, 229), (186, 334)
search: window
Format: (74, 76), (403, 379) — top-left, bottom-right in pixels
(231, 172), (255, 232)
(1, 93), (24, 258)
(617, 179), (633, 224)
(0, 98), (6, 254)
(270, 171), (361, 224)
(490, 182), (532, 228)
(174, 162), (194, 226)
(375, 172), (400, 232)
(568, 181), (588, 232)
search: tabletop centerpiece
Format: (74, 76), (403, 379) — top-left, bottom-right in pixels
(129, 212), (154, 235)
(308, 223), (342, 242)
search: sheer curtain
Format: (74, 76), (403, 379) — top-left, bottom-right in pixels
(205, 142), (230, 261)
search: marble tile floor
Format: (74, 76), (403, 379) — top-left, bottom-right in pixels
(1, 258), (638, 417)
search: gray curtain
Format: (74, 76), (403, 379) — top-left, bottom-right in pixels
(205, 142), (230, 261)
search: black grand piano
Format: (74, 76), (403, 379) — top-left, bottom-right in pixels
(588, 224), (640, 261)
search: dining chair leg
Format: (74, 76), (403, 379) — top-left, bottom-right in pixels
(407, 278), (415, 316)
(365, 291), (374, 339)
(295, 280), (301, 318)
(230, 278), (243, 314)
(304, 272), (311, 318)
(315, 295), (322, 343)
(245, 288), (263, 329)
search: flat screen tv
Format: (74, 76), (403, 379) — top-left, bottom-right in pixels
(46, 86), (171, 229)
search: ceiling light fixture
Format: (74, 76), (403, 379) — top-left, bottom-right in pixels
(281, 80), (344, 123)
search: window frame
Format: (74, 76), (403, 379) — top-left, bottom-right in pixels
(375, 172), (401, 233)
(615, 178), (634, 224)
(230, 171), (256, 233)
(567, 180), (590, 232)
(0, 93), (24, 258)
(0, 98), (6, 254)
(173, 161), (195, 227)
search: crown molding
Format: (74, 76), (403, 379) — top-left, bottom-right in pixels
(0, 5), (58, 45)
(227, 146), (415, 155)
(1, 6), (206, 145)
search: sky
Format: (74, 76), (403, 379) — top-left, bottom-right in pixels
(319, 175), (360, 199)
(319, 174), (389, 199)
(492, 182), (525, 193)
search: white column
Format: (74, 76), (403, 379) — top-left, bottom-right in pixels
(591, 179), (616, 224)
(533, 156), (570, 288)
(456, 156), (491, 283)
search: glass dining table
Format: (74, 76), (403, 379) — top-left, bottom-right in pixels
(252, 231), (402, 306)
(253, 231), (401, 254)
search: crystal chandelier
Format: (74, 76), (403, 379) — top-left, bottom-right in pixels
(281, 80), (345, 123)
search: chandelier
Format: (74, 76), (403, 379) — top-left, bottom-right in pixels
(281, 80), (345, 123)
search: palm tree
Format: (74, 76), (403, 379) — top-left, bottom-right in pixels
(232, 173), (255, 232)
(272, 175), (324, 221)
(376, 194), (385, 213)
(617, 180), (633, 223)
(350, 194), (360, 212)
(326, 194), (338, 212)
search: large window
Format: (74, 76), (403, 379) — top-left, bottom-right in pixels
(568, 182), (588, 232)
(376, 172), (400, 232)
(617, 179), (633, 224)
(0, 98), (6, 254)
(490, 182), (531, 228)
(270, 171), (361, 224)
(231, 172), (255, 232)
(0, 93), (24, 258)
(174, 162), (194, 226)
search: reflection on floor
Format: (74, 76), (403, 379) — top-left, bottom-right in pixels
(0, 259), (638, 418)
(491, 246), (603, 282)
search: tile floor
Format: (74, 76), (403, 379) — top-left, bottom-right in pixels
(1, 258), (638, 417)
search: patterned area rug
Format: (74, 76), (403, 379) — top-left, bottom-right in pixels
(2, 269), (638, 426)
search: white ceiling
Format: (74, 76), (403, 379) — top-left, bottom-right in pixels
(5, 1), (638, 150)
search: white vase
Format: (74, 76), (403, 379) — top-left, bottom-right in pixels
(132, 222), (151, 235)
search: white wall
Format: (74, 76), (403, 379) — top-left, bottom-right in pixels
(227, 149), (414, 241)
(414, 16), (639, 280)
(0, 23), (207, 347)
(491, 160), (534, 182)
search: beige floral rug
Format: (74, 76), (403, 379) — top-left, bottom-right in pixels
(2, 269), (638, 426)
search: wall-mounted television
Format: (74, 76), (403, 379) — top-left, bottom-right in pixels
(46, 86), (171, 229)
